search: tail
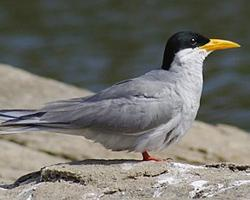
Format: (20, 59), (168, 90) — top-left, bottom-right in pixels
(0, 109), (48, 134)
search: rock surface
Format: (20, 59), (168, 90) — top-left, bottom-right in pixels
(0, 160), (250, 200)
(0, 64), (249, 199)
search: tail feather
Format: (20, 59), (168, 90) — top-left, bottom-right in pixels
(2, 112), (46, 125)
(0, 109), (46, 134)
(0, 109), (37, 122)
(0, 109), (74, 134)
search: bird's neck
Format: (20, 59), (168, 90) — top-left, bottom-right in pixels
(168, 48), (209, 77)
(169, 49), (210, 98)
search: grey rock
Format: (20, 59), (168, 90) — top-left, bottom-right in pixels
(0, 139), (67, 184)
(0, 160), (249, 200)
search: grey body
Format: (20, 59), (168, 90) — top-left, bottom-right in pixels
(0, 48), (207, 153)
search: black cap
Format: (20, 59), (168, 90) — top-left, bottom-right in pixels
(162, 31), (210, 70)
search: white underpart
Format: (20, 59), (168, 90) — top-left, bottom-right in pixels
(165, 48), (210, 142)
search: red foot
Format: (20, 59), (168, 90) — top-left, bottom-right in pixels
(142, 151), (162, 161)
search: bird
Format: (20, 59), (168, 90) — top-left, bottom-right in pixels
(0, 31), (240, 161)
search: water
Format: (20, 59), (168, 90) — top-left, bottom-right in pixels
(0, 0), (249, 130)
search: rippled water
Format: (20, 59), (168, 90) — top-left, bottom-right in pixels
(0, 1), (249, 130)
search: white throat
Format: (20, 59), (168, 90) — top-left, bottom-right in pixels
(168, 48), (211, 107)
(169, 48), (211, 74)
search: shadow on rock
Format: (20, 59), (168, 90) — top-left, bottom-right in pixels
(68, 159), (142, 166)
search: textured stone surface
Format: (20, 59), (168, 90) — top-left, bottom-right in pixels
(0, 161), (249, 200)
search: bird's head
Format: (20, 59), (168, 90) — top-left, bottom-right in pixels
(162, 31), (240, 71)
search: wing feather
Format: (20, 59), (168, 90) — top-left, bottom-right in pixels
(39, 77), (182, 135)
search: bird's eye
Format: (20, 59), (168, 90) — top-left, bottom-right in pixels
(191, 38), (197, 46)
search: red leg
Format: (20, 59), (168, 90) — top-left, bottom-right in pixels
(142, 151), (161, 161)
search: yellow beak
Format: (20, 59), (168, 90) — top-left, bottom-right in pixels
(200, 39), (240, 51)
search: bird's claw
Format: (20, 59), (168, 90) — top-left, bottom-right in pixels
(142, 151), (173, 162)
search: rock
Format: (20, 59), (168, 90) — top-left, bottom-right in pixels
(0, 140), (67, 184)
(166, 122), (250, 164)
(0, 161), (249, 200)
(0, 64), (250, 184)
(0, 64), (91, 108)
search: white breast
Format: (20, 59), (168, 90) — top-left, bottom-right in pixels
(169, 48), (209, 137)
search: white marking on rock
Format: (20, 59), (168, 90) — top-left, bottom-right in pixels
(233, 180), (250, 186)
(26, 194), (33, 200)
(171, 162), (204, 172)
(121, 163), (134, 170)
(217, 183), (224, 189)
(158, 174), (181, 185)
(153, 188), (163, 198)
(207, 180), (250, 197)
(83, 192), (100, 200)
(153, 175), (177, 198)
(190, 180), (208, 188)
(152, 163), (203, 198)
(18, 183), (41, 200)
(189, 179), (250, 198)
(189, 180), (209, 198)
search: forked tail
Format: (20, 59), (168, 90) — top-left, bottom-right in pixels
(0, 109), (47, 134)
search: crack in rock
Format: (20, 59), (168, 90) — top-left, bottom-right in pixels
(127, 170), (168, 180)
(205, 163), (250, 172)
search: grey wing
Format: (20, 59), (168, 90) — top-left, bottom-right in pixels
(1, 77), (183, 151)
(39, 78), (183, 135)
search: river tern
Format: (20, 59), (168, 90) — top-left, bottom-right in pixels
(0, 31), (240, 161)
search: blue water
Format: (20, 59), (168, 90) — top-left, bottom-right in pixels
(0, 0), (249, 130)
